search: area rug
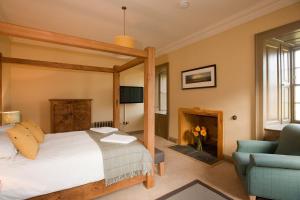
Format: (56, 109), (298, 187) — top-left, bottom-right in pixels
(156, 180), (233, 200)
(169, 145), (218, 165)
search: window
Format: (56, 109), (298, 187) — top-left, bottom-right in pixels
(159, 71), (167, 111)
(263, 41), (300, 127)
(294, 49), (300, 121)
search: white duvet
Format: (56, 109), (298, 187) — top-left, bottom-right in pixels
(0, 131), (104, 200)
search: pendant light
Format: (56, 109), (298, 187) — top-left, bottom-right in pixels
(114, 6), (135, 48)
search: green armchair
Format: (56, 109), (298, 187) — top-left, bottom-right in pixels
(233, 124), (300, 200)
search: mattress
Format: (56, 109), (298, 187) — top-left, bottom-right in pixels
(0, 131), (104, 200)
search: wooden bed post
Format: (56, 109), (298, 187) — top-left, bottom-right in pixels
(143, 47), (155, 188)
(113, 66), (120, 128)
(0, 53), (2, 125)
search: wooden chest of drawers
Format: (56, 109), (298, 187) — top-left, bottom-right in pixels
(49, 99), (92, 133)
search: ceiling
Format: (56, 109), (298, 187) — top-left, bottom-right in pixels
(0, 0), (299, 55)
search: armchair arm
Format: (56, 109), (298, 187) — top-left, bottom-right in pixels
(250, 153), (300, 170)
(237, 140), (278, 153)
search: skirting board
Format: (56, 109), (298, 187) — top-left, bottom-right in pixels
(127, 130), (144, 135)
(168, 136), (178, 143)
(223, 155), (233, 163)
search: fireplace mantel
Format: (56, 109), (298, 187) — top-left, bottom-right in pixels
(178, 107), (223, 159)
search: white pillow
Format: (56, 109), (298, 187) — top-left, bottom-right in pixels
(0, 133), (17, 159)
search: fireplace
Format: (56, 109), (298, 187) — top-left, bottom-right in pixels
(178, 107), (223, 159)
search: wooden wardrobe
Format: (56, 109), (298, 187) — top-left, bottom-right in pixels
(49, 99), (92, 133)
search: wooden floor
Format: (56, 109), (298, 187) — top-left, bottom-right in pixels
(96, 135), (249, 200)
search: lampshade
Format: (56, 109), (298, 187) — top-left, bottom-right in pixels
(114, 6), (135, 48)
(114, 35), (135, 48)
(2, 111), (21, 125)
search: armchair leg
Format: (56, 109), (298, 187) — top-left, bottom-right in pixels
(249, 196), (256, 200)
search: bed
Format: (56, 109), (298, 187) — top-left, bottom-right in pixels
(0, 22), (156, 199)
(0, 131), (152, 200)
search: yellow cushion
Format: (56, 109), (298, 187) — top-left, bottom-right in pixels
(7, 125), (39, 160)
(20, 121), (45, 143)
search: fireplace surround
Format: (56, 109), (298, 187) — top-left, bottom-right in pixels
(178, 107), (223, 159)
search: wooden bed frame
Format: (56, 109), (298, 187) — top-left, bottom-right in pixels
(0, 22), (155, 199)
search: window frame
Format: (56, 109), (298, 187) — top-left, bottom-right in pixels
(292, 47), (300, 123)
(262, 41), (300, 127)
(280, 45), (291, 124)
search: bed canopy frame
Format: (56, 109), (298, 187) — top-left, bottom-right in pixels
(0, 22), (155, 199)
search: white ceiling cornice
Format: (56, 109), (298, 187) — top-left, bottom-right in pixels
(157, 0), (300, 55)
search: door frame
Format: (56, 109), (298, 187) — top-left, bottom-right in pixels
(155, 62), (170, 139)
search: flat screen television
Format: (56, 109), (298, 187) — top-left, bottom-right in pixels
(120, 86), (144, 104)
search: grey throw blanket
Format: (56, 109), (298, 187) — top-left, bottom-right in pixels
(86, 130), (153, 186)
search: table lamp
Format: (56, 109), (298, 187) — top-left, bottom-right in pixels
(2, 111), (21, 125)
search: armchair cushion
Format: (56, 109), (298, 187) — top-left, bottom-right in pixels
(250, 153), (300, 170)
(236, 140), (278, 153)
(232, 152), (250, 177)
(275, 124), (300, 155)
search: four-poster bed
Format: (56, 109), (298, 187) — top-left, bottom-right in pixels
(0, 22), (155, 199)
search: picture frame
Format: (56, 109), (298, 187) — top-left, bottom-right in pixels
(181, 64), (216, 89)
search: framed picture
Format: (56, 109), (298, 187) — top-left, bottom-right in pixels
(181, 64), (216, 89)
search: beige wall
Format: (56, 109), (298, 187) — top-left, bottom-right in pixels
(120, 65), (144, 132)
(0, 35), (12, 110)
(5, 42), (144, 133)
(0, 35), (11, 56)
(159, 3), (300, 156)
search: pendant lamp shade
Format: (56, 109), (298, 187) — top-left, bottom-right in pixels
(114, 35), (135, 48)
(114, 6), (135, 48)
